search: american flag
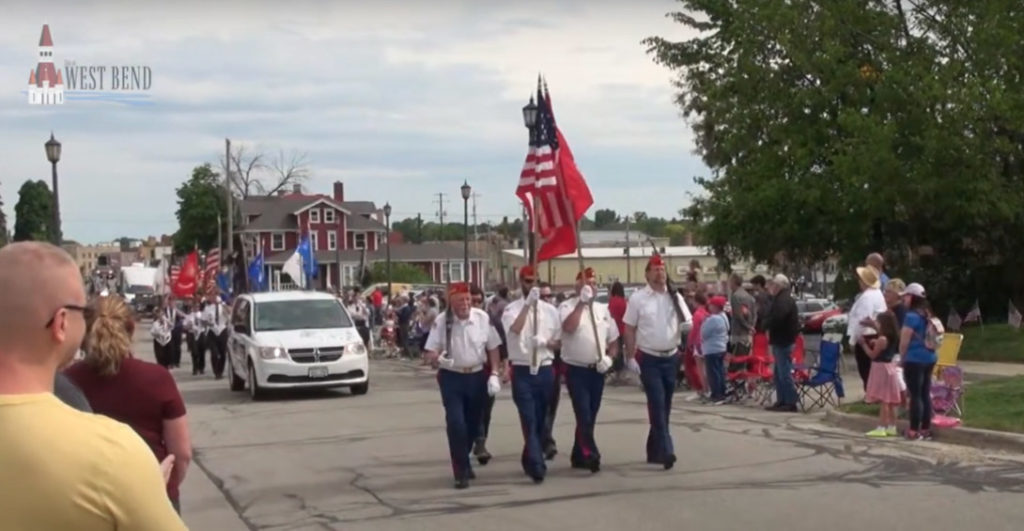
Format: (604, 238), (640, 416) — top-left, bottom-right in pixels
(516, 77), (593, 262)
(204, 248), (220, 296)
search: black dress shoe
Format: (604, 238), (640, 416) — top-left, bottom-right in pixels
(570, 460), (588, 470)
(454, 478), (469, 489)
(473, 438), (492, 466)
(663, 454), (677, 470)
(767, 403), (798, 412)
(543, 444), (558, 461)
(587, 459), (601, 473)
(529, 473), (545, 484)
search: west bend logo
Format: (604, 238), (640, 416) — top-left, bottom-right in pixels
(26, 24), (153, 106)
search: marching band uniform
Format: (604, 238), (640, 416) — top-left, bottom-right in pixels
(423, 283), (502, 489)
(151, 314), (173, 368)
(623, 254), (692, 470)
(161, 304), (184, 368)
(502, 266), (561, 483)
(202, 297), (229, 379)
(559, 268), (619, 472)
(183, 306), (203, 375)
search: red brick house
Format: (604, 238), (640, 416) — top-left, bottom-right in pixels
(238, 181), (487, 290)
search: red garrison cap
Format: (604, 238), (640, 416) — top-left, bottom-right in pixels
(519, 265), (537, 280)
(576, 267), (596, 281)
(648, 254), (665, 267)
(709, 295), (728, 308)
(448, 282), (470, 296)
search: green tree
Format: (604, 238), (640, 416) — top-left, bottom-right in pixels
(366, 262), (432, 284)
(644, 1), (1024, 309)
(13, 180), (53, 242)
(173, 164), (227, 255)
(593, 208), (619, 228)
(0, 183), (8, 247)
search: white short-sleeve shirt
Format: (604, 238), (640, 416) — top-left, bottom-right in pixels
(623, 285), (693, 353)
(424, 307), (501, 369)
(558, 297), (620, 367)
(501, 298), (561, 366)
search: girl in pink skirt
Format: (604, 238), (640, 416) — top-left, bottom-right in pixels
(863, 312), (902, 437)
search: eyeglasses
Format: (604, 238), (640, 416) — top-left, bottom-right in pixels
(45, 304), (91, 329)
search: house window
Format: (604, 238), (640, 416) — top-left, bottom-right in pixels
(354, 232), (366, 249)
(324, 209), (336, 223)
(271, 233), (285, 251)
(327, 231), (337, 251)
(310, 232), (319, 250)
(343, 264), (359, 286)
(310, 209), (321, 224)
(441, 262), (465, 283)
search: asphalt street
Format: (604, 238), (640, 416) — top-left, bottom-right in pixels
(131, 329), (1024, 531)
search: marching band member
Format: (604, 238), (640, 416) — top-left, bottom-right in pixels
(559, 267), (619, 473)
(422, 282), (502, 489)
(501, 266), (561, 483)
(623, 254), (692, 470)
(201, 294), (229, 380)
(151, 309), (173, 368)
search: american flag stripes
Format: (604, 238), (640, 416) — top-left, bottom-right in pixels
(203, 248), (220, 296)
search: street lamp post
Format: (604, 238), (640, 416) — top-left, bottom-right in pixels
(45, 133), (62, 245)
(521, 97), (538, 264)
(461, 181), (471, 286)
(383, 202), (392, 302)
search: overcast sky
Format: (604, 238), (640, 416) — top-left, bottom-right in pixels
(0, 0), (705, 244)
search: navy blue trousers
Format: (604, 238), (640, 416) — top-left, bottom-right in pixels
(639, 352), (680, 462)
(438, 369), (487, 480)
(566, 364), (605, 464)
(511, 365), (555, 479)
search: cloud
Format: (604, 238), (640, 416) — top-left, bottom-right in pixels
(0, 0), (707, 243)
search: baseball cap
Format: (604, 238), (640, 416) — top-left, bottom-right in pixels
(900, 283), (926, 297)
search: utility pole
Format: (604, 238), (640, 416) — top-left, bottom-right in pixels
(471, 191), (481, 242)
(433, 193), (448, 242)
(225, 138), (233, 256)
(625, 215), (632, 284)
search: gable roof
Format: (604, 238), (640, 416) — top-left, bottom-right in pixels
(239, 194), (385, 232)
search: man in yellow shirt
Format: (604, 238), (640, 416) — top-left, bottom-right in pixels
(0, 242), (186, 530)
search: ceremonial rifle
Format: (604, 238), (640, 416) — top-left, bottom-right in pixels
(647, 239), (688, 344)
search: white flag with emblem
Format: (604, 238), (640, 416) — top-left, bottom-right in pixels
(282, 250), (305, 289)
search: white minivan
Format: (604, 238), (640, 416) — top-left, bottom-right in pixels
(227, 291), (369, 400)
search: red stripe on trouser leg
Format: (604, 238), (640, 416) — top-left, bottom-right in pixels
(577, 425), (591, 458)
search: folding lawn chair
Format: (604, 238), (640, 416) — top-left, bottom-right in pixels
(931, 365), (965, 418)
(795, 339), (845, 412)
(934, 333), (964, 377)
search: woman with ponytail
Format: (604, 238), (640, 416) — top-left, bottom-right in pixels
(64, 295), (193, 514)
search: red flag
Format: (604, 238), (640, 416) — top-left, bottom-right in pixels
(172, 251), (200, 298)
(516, 80), (593, 262)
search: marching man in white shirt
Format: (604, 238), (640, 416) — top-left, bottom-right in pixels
(422, 282), (502, 490)
(151, 308), (173, 368)
(202, 293), (229, 380)
(559, 267), (619, 473)
(502, 265), (561, 484)
(623, 254), (693, 470)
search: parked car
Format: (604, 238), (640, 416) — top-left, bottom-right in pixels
(799, 299), (842, 333)
(227, 291), (370, 400)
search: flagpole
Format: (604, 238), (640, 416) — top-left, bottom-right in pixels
(530, 197), (540, 371)
(217, 212), (222, 299)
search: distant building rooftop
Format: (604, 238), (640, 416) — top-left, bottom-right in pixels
(502, 245), (712, 259)
(578, 230), (652, 247)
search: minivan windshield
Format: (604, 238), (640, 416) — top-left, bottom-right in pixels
(254, 299), (353, 332)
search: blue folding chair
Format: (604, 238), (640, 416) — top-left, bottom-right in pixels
(796, 340), (845, 412)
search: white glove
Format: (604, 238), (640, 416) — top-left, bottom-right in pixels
(487, 374), (501, 396)
(526, 287), (541, 304)
(595, 355), (613, 374)
(438, 356), (455, 369)
(626, 357), (641, 374)
(579, 285), (594, 303)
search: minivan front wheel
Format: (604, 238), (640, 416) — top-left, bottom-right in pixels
(248, 361), (265, 400)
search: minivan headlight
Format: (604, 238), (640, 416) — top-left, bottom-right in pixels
(345, 342), (367, 356)
(254, 346), (285, 360)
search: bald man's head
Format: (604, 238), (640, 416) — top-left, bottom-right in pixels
(866, 252), (884, 270)
(0, 242), (86, 364)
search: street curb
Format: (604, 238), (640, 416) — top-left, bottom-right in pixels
(823, 409), (1024, 454)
